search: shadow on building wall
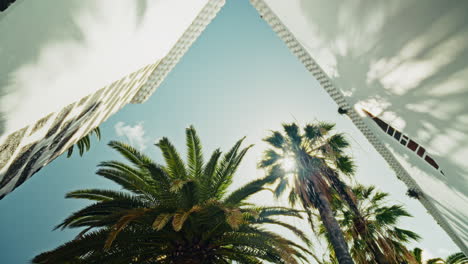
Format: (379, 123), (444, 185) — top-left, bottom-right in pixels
(0, 0), (150, 137)
(299, 0), (468, 245)
(0, 0), (152, 197)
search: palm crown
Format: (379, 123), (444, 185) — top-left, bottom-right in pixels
(260, 122), (355, 208)
(260, 122), (356, 264)
(33, 126), (311, 264)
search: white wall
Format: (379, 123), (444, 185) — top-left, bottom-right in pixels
(0, 0), (209, 135)
(256, 0), (468, 252)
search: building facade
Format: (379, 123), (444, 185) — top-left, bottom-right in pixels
(0, 62), (159, 198)
(251, 0), (468, 253)
(0, 0), (225, 199)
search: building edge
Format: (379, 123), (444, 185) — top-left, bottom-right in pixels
(0, 61), (160, 199)
(0, 0), (227, 199)
(131, 0), (226, 104)
(249, 0), (467, 255)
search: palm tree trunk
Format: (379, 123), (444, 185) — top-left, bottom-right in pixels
(326, 167), (390, 264)
(314, 185), (354, 264)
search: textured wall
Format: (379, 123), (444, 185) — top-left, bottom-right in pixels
(0, 62), (159, 198)
(251, 0), (468, 253)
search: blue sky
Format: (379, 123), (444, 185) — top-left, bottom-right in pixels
(0, 0), (459, 262)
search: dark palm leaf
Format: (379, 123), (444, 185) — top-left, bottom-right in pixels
(261, 122), (356, 264)
(321, 184), (420, 263)
(67, 127), (101, 158)
(33, 126), (311, 264)
(186, 125), (204, 178)
(445, 252), (468, 264)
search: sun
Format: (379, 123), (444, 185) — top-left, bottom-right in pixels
(281, 156), (296, 172)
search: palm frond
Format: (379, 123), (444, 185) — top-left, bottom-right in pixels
(197, 148), (222, 203)
(104, 208), (149, 250)
(326, 133), (349, 154)
(186, 125), (203, 178)
(375, 205), (411, 226)
(156, 137), (187, 179)
(108, 141), (153, 168)
(413, 247), (423, 263)
(304, 122), (335, 142)
(152, 213), (173, 231)
(274, 177), (288, 198)
(391, 227), (421, 243)
(92, 127), (101, 140)
(258, 149), (281, 168)
(426, 258), (445, 264)
(96, 167), (152, 195)
(67, 127), (101, 158)
(65, 189), (136, 202)
(288, 190), (298, 207)
(446, 252), (468, 264)
(253, 217), (311, 247)
(224, 173), (278, 205)
(283, 123), (302, 147)
(335, 155), (355, 176)
(32, 229), (109, 263)
(263, 131), (285, 149)
(211, 137), (249, 198)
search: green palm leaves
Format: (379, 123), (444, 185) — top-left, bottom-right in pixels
(412, 248), (468, 264)
(319, 185), (420, 263)
(261, 122), (355, 264)
(33, 126), (310, 264)
(67, 127), (101, 157)
(441, 253), (468, 264)
(260, 122), (355, 203)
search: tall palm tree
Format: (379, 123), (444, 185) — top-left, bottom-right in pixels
(412, 248), (468, 264)
(33, 126), (311, 264)
(66, 127), (101, 157)
(317, 184), (420, 263)
(260, 122), (356, 264)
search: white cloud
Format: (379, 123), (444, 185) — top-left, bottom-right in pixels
(114, 121), (148, 151)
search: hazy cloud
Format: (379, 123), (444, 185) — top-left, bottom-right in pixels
(114, 121), (148, 150)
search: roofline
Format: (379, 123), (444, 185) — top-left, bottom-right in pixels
(131, 0), (226, 104)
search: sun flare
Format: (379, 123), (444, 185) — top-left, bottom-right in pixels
(281, 156), (296, 172)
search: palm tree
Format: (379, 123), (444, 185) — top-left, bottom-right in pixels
(66, 127), (101, 157)
(33, 126), (311, 264)
(317, 184), (420, 263)
(260, 122), (356, 264)
(320, 253), (339, 264)
(412, 248), (468, 264)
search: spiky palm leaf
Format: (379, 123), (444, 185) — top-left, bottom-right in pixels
(260, 122), (355, 264)
(33, 126), (311, 264)
(67, 127), (101, 158)
(443, 253), (468, 264)
(317, 184), (420, 263)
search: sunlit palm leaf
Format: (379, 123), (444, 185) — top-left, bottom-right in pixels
(34, 126), (311, 264)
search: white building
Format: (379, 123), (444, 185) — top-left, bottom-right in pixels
(0, 0), (225, 196)
(250, 0), (468, 253)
